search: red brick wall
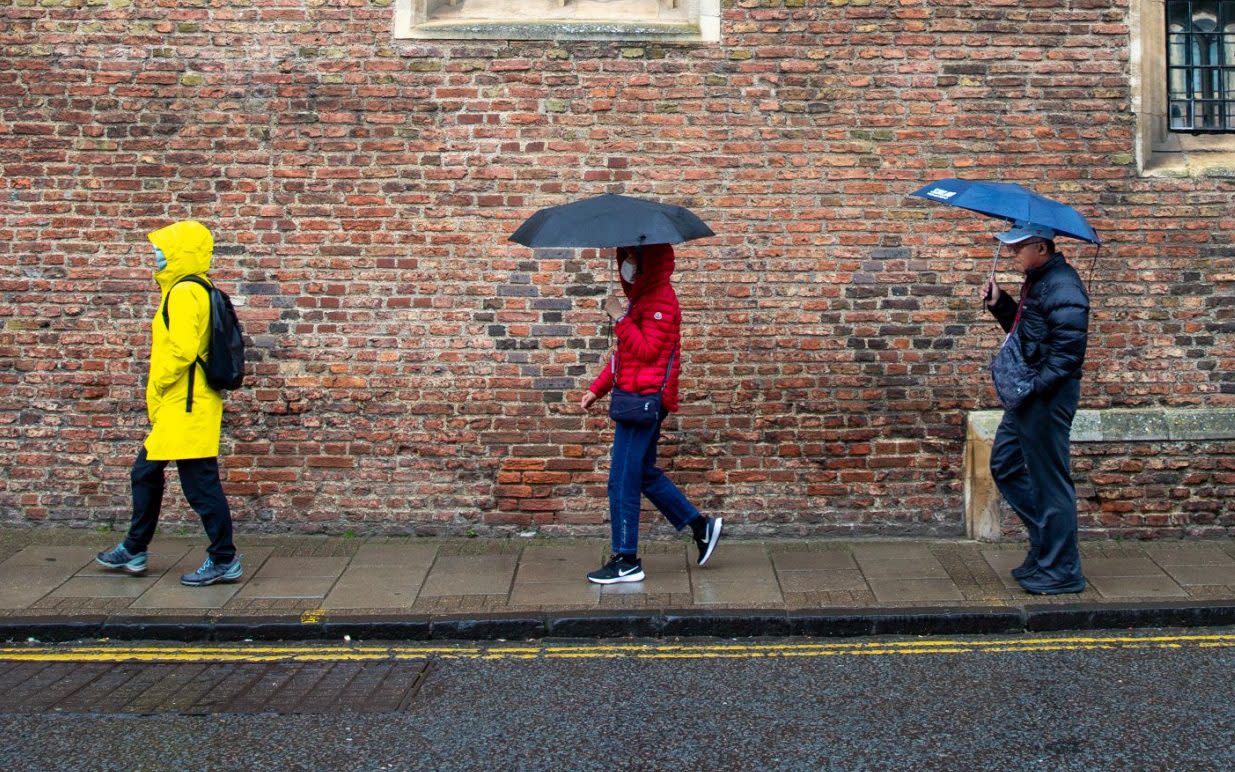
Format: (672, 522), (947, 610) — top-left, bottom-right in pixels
(1, 1), (1233, 537)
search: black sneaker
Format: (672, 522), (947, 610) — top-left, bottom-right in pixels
(587, 554), (645, 585)
(1010, 546), (1039, 580)
(694, 517), (723, 566)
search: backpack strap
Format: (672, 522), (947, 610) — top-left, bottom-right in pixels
(161, 275), (211, 413)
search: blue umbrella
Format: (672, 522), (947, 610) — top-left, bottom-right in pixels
(909, 178), (1100, 245)
(509, 193), (714, 249)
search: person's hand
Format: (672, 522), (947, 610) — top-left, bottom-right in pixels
(580, 391), (597, 411)
(982, 277), (1002, 308)
(603, 294), (626, 320)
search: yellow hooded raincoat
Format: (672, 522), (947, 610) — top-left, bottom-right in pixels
(144, 220), (223, 461)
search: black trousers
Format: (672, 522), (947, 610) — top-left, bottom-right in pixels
(989, 378), (1083, 583)
(124, 448), (236, 563)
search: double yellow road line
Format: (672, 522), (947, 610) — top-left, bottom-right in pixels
(2, 633), (1234, 663)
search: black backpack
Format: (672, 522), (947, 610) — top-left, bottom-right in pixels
(162, 275), (245, 410)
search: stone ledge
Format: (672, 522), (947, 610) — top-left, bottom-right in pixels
(965, 407), (1235, 541)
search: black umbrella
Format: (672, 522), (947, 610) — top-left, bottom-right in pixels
(509, 193), (714, 249)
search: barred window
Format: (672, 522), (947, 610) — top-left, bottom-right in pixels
(1167, 0), (1235, 132)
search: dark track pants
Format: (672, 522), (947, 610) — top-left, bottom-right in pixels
(989, 378), (1083, 583)
(123, 448), (236, 563)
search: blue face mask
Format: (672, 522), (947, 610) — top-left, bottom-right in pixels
(153, 246), (167, 272)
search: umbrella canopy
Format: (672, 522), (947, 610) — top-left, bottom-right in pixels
(909, 178), (1100, 245)
(509, 193), (714, 249)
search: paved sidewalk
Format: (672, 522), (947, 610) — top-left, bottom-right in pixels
(2, 529), (1235, 640)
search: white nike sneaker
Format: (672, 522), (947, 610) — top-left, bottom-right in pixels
(587, 554), (645, 584)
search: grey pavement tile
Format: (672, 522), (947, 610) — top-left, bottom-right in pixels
(849, 542), (936, 560)
(349, 542), (439, 568)
(1083, 557), (1168, 578)
(776, 570), (868, 593)
(419, 554), (518, 597)
(856, 556), (950, 580)
(867, 578), (965, 603)
(692, 579), (784, 607)
(690, 543), (774, 583)
(322, 568), (427, 610)
(508, 582), (602, 608)
(0, 546), (97, 570)
(982, 548), (1028, 576)
(1144, 545), (1235, 566)
(771, 550), (857, 572)
(515, 544), (605, 583)
(129, 548), (273, 610)
(74, 547), (192, 578)
(1087, 575), (1189, 599)
(49, 576), (159, 599)
(235, 576), (340, 600)
(250, 556), (350, 579)
(600, 552), (690, 596)
(1157, 564), (1235, 587)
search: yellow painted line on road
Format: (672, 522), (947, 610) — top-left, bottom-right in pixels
(0, 633), (1234, 663)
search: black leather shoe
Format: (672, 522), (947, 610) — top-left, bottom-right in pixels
(1018, 572), (1086, 595)
(1010, 546), (1039, 580)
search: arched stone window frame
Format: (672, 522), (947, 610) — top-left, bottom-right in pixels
(394, 0), (721, 43)
(1132, 0), (1235, 176)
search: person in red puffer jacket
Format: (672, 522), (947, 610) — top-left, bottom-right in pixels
(580, 243), (722, 584)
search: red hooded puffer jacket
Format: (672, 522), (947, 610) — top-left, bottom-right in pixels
(588, 243), (682, 412)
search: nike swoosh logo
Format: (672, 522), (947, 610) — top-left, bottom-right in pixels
(618, 565), (640, 576)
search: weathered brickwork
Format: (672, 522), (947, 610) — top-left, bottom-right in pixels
(1, 1), (1232, 537)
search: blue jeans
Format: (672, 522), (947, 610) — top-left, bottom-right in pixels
(608, 411), (701, 556)
(990, 378), (1083, 583)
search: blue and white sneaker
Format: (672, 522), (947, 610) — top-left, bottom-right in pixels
(180, 556), (243, 587)
(95, 544), (148, 575)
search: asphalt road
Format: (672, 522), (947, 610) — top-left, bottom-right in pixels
(1, 630), (1233, 770)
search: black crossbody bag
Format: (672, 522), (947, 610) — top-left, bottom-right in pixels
(608, 346), (676, 427)
(990, 282), (1037, 410)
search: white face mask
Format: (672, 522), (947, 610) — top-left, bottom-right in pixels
(620, 258), (637, 284)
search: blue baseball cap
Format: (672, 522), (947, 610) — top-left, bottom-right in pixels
(995, 222), (1057, 244)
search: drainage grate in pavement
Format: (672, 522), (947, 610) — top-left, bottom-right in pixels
(0, 660), (434, 715)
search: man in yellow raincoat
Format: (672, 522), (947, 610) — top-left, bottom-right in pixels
(96, 220), (242, 586)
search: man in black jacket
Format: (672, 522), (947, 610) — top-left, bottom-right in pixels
(982, 222), (1089, 595)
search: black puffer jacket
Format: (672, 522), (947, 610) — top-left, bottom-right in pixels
(989, 252), (1089, 397)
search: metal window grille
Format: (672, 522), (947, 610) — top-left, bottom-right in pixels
(1167, 1), (1235, 132)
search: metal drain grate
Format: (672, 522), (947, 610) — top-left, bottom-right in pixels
(0, 660), (434, 715)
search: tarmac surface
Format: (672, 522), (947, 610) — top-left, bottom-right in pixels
(1, 631), (1233, 770)
(3, 528), (1235, 640)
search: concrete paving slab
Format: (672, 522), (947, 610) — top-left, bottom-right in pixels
(1143, 545), (1235, 566)
(777, 570), (868, 593)
(49, 576), (159, 599)
(515, 544), (603, 583)
(252, 556), (350, 579)
(1156, 564), (1235, 587)
(0, 546), (96, 569)
(349, 542), (439, 567)
(1088, 575), (1190, 599)
(1084, 557), (1168, 578)
(509, 582), (602, 608)
(322, 568), (428, 610)
(419, 554), (517, 597)
(770, 550), (857, 572)
(74, 547), (192, 578)
(867, 578), (965, 603)
(850, 542), (936, 560)
(235, 576), (340, 600)
(692, 579), (783, 606)
(129, 549), (273, 610)
(691, 543), (775, 582)
(857, 556), (951, 580)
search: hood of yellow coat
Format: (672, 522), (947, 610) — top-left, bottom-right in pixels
(148, 220), (213, 290)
